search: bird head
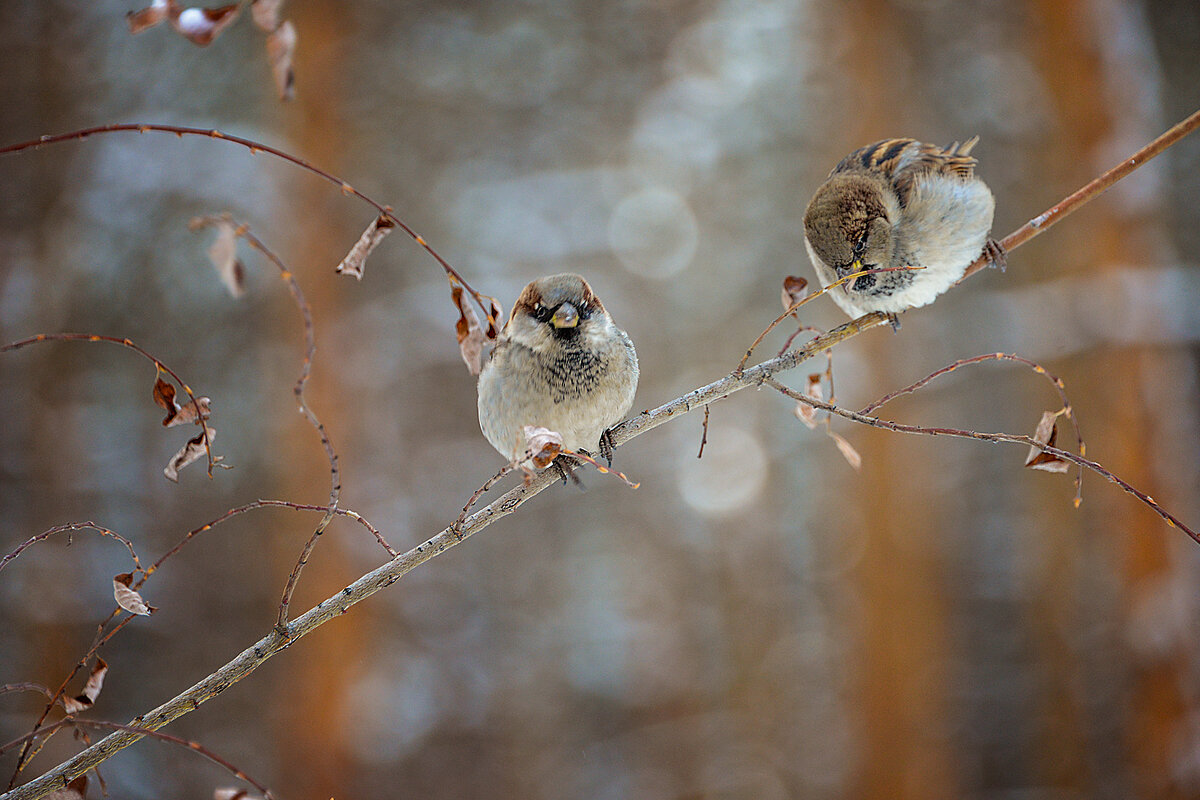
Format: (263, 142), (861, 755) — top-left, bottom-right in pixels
(803, 173), (896, 290)
(505, 273), (610, 351)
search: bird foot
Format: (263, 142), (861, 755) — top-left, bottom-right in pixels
(886, 312), (901, 333)
(598, 429), (616, 466)
(984, 237), (1007, 272)
(552, 456), (586, 489)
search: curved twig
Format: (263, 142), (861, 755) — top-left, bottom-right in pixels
(0, 334), (216, 475)
(765, 377), (1196, 542)
(0, 123), (499, 328)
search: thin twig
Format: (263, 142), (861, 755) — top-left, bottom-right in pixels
(0, 334), (216, 475)
(860, 352), (1086, 505)
(1, 523), (143, 576)
(208, 220), (342, 631)
(452, 463), (518, 537)
(6, 616), (131, 789)
(736, 266), (915, 373)
(74, 723), (276, 800)
(145, 500), (395, 582)
(0, 685), (54, 701)
(2, 721), (275, 799)
(959, 107), (1200, 281)
(765, 377), (1196, 542)
(0, 124), (500, 329)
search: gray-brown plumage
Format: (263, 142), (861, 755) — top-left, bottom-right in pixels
(477, 273), (638, 467)
(803, 137), (1003, 318)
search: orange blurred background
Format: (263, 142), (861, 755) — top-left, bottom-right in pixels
(2, 0), (1200, 797)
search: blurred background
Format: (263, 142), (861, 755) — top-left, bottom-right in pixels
(2, 0), (1200, 797)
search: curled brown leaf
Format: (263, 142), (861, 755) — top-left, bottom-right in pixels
(170, 3), (240, 46)
(793, 373), (823, 430)
(206, 218), (246, 297)
(214, 790), (261, 800)
(114, 573), (157, 616)
(782, 275), (808, 310)
(164, 429), (217, 482)
(522, 426), (564, 469)
(250, 0), (282, 31)
(450, 280), (488, 375)
(829, 431), (862, 472)
(153, 375), (181, 426)
(62, 657), (109, 714)
(336, 215), (395, 280)
(265, 20), (296, 101)
(1025, 410), (1070, 473)
(127, 0), (171, 32)
(168, 396), (212, 428)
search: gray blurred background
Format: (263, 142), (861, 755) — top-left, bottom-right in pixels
(2, 0), (1200, 797)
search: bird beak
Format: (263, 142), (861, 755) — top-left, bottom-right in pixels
(550, 302), (579, 328)
(849, 259), (864, 275)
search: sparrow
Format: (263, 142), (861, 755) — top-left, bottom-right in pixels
(477, 273), (639, 471)
(802, 137), (1004, 320)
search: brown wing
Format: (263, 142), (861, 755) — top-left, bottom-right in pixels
(831, 137), (979, 205)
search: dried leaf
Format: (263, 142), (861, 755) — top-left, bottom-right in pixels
(153, 375), (181, 426)
(523, 426), (564, 469)
(44, 774), (87, 800)
(127, 0), (171, 32)
(1025, 410), (1070, 473)
(114, 573), (157, 616)
(168, 396), (212, 428)
(792, 373), (823, 430)
(450, 281), (488, 375)
(483, 296), (503, 339)
(214, 790), (260, 800)
(828, 431), (862, 472)
(164, 428), (215, 482)
(336, 215), (394, 280)
(250, 0), (282, 31)
(170, 3), (240, 46)
(62, 658), (109, 714)
(782, 275), (808, 310)
(265, 20), (296, 101)
(203, 218), (245, 297)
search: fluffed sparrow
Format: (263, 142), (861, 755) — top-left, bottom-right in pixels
(477, 273), (639, 468)
(803, 137), (1004, 319)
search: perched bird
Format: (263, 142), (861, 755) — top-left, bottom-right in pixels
(477, 273), (639, 470)
(802, 137), (1004, 320)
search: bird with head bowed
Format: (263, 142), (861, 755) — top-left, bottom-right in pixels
(803, 137), (1005, 322)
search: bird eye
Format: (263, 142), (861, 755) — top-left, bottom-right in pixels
(852, 239), (865, 256)
(532, 304), (552, 323)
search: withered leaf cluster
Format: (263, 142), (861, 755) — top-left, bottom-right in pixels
(153, 374), (218, 482)
(128, 0), (296, 99)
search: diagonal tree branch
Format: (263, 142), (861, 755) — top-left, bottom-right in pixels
(0, 313), (883, 800)
(6, 107), (1199, 800)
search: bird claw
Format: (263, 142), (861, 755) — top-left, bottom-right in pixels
(598, 429), (616, 466)
(886, 312), (901, 333)
(552, 456), (585, 489)
(985, 237), (1007, 272)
